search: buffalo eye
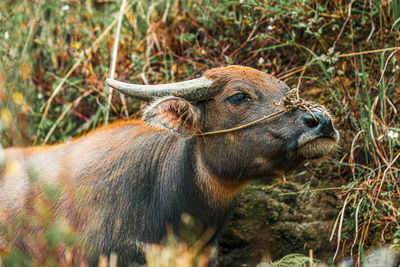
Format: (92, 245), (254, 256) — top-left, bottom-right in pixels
(228, 93), (251, 104)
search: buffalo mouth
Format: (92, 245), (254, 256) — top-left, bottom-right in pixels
(297, 132), (339, 159)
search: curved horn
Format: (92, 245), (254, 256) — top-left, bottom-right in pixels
(106, 76), (214, 101)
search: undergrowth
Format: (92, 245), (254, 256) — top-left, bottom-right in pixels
(0, 0), (399, 266)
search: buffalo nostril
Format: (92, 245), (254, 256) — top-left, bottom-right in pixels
(321, 119), (335, 136)
(303, 114), (320, 129)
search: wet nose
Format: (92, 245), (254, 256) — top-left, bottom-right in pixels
(302, 112), (335, 136)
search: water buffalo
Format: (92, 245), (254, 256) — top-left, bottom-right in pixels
(0, 65), (339, 265)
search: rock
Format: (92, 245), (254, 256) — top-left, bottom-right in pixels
(217, 180), (340, 266)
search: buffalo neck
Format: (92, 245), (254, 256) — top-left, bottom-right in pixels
(78, 127), (237, 260)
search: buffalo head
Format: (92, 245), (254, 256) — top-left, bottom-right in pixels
(107, 65), (339, 180)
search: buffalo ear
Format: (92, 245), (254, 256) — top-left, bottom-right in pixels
(143, 96), (201, 136)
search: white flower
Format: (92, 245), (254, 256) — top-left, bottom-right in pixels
(388, 130), (398, 139)
(4, 31), (9, 40)
(62, 5), (70, 11)
(267, 25), (273, 31)
(258, 57), (265, 64)
(269, 18), (274, 23)
(239, 0), (244, 3)
(377, 134), (384, 141)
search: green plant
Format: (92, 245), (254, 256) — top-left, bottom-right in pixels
(257, 253), (318, 267)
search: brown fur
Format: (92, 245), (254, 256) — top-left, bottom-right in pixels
(196, 155), (248, 207)
(204, 66), (275, 85)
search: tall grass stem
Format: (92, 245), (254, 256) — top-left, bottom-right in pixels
(105, 0), (127, 125)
